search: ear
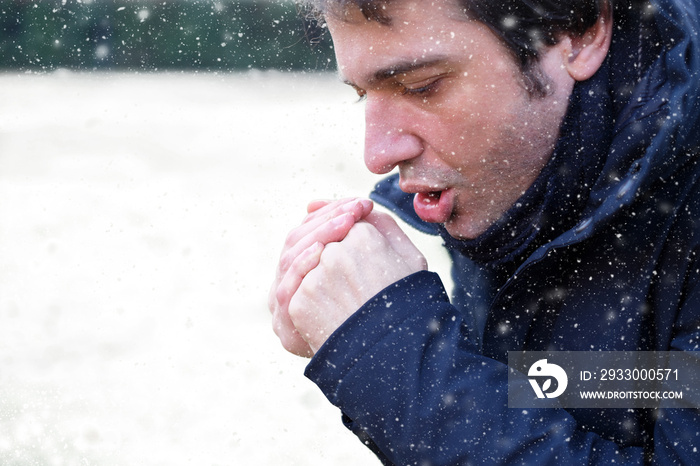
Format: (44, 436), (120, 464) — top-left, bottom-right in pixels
(564, 6), (613, 81)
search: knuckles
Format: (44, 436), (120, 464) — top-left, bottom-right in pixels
(272, 307), (313, 357)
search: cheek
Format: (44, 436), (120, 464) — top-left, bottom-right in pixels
(413, 74), (529, 166)
(433, 105), (509, 162)
(444, 79), (525, 133)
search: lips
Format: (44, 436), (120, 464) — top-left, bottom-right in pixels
(412, 188), (455, 223)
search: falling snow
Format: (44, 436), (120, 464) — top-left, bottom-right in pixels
(0, 71), (453, 465)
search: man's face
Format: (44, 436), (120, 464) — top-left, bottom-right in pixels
(327, 0), (575, 239)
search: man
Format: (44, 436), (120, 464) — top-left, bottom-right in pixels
(270, 0), (700, 463)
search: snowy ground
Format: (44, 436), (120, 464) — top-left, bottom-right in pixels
(0, 71), (449, 465)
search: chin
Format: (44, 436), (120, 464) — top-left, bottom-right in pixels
(443, 219), (486, 241)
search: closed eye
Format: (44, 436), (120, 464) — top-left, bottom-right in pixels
(399, 76), (446, 98)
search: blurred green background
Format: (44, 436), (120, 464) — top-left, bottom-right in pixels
(0, 0), (335, 71)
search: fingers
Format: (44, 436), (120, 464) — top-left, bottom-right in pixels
(306, 199), (331, 213)
(271, 311), (314, 357)
(304, 197), (372, 227)
(302, 197), (366, 222)
(301, 197), (373, 233)
(276, 242), (323, 316)
(363, 211), (428, 270)
(278, 211), (354, 275)
(279, 198), (373, 275)
(270, 242), (322, 357)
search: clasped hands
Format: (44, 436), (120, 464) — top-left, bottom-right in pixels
(269, 198), (427, 357)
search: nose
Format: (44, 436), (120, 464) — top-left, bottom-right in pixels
(363, 95), (423, 174)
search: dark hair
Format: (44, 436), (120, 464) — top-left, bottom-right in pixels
(303, 0), (616, 96)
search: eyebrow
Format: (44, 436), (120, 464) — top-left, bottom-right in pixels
(342, 55), (449, 87)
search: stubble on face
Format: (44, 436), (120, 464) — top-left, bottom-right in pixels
(328, 0), (574, 240)
(444, 94), (564, 238)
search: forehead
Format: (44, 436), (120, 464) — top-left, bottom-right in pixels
(325, 0), (489, 82)
(326, 0), (467, 35)
(324, 0), (466, 23)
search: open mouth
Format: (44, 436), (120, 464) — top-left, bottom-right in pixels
(413, 189), (453, 223)
(425, 191), (442, 203)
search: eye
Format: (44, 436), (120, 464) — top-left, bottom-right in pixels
(400, 78), (443, 98)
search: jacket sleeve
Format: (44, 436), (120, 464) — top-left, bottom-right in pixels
(651, 244), (700, 465)
(304, 271), (694, 465)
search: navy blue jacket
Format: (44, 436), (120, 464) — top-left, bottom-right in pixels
(305, 0), (700, 463)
